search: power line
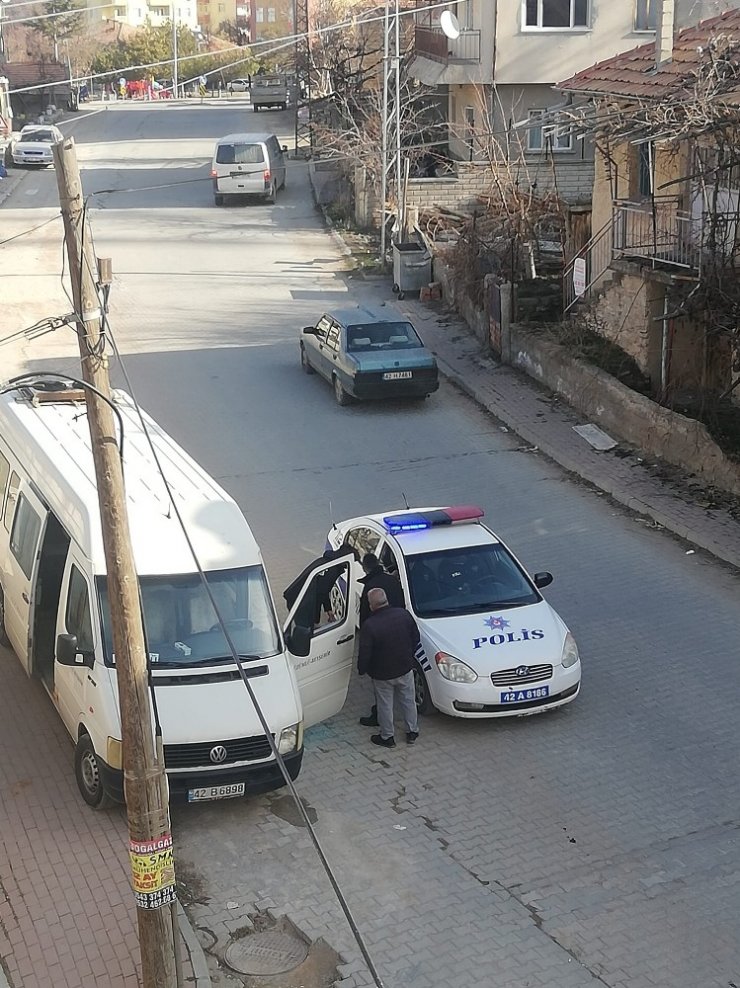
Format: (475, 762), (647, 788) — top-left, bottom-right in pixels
(103, 316), (387, 988)
(0, 212), (61, 247)
(6, 0), (464, 95)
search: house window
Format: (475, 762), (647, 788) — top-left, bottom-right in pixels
(634, 0), (657, 31)
(267, 6), (275, 21)
(524, 0), (589, 29)
(527, 109), (572, 152)
(638, 142), (654, 196)
(255, 6), (263, 21)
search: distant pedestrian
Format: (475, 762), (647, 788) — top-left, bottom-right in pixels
(357, 588), (420, 748)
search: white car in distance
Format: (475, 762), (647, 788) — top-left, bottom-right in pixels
(327, 505), (582, 718)
(12, 124), (63, 166)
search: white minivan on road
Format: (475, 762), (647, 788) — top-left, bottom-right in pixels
(211, 132), (287, 205)
(0, 384), (356, 808)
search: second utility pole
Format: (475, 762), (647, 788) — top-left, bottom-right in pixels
(53, 136), (178, 988)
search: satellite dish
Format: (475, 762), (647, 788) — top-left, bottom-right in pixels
(440, 10), (460, 40)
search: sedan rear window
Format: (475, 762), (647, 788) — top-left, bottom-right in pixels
(216, 143), (265, 165)
(20, 130), (54, 143)
(346, 321), (423, 352)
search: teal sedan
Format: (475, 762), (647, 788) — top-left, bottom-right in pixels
(300, 305), (439, 406)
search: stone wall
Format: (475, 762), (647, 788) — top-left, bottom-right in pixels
(513, 327), (740, 496)
(585, 269), (659, 378)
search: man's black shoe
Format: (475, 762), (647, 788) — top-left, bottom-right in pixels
(359, 714), (379, 727)
(370, 734), (395, 748)
(406, 731), (419, 745)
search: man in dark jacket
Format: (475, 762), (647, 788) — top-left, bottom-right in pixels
(357, 588), (420, 748)
(358, 553), (405, 626)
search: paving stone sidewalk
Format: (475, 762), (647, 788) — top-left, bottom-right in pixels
(381, 283), (740, 570)
(0, 645), (202, 988)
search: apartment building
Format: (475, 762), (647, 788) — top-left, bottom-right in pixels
(409, 0), (739, 197)
(98, 0), (199, 30)
(197, 0), (237, 35)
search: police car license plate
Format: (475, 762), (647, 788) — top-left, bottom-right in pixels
(500, 686), (549, 703)
(383, 371), (412, 380)
(188, 783), (245, 802)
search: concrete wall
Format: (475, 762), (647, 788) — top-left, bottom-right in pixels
(510, 325), (740, 495)
(494, 0), (738, 86)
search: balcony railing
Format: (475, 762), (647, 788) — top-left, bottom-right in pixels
(612, 197), (702, 274)
(414, 26), (481, 63)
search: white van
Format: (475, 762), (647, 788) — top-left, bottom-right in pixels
(0, 384), (356, 808)
(211, 132), (287, 205)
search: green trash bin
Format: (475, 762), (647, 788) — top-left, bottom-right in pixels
(392, 241), (432, 300)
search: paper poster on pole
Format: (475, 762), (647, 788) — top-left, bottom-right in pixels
(130, 834), (177, 910)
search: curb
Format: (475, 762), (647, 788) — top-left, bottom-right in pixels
(305, 166), (740, 572)
(436, 355), (740, 571)
(178, 902), (212, 988)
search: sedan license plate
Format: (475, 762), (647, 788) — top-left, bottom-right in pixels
(383, 371), (412, 381)
(188, 783), (245, 802)
(500, 686), (549, 703)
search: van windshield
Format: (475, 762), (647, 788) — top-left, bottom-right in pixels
(96, 566), (282, 668)
(215, 143), (265, 165)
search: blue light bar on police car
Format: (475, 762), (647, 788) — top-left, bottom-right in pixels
(382, 505), (484, 534)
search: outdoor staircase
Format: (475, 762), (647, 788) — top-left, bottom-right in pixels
(563, 216), (615, 314)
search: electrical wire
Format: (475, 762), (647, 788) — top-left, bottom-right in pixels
(103, 314), (387, 988)
(0, 213), (61, 247)
(6, 0), (466, 96)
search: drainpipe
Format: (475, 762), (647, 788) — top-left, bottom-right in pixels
(660, 290), (671, 399)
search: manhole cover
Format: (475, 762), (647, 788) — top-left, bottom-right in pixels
(224, 931), (309, 976)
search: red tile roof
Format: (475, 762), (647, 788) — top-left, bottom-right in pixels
(557, 7), (740, 100)
(3, 62), (69, 87)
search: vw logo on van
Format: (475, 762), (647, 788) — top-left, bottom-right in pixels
(209, 745), (228, 764)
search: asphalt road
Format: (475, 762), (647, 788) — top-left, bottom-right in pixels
(1, 103), (740, 988)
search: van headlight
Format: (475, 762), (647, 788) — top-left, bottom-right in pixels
(435, 652), (478, 683)
(277, 724), (301, 754)
(561, 633), (580, 668)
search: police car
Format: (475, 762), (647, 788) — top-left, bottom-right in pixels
(326, 506), (581, 718)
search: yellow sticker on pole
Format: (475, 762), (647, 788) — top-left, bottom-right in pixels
(129, 834), (177, 909)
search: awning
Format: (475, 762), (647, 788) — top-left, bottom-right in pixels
(408, 57), (446, 87)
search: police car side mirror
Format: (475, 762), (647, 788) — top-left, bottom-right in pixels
(287, 624), (312, 657)
(56, 632), (94, 668)
(303, 326), (316, 334)
(281, 145), (288, 152)
(533, 572), (553, 589)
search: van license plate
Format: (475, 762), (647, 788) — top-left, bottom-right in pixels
(188, 783), (246, 802)
(383, 371), (412, 381)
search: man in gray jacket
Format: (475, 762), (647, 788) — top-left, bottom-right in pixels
(357, 588), (420, 748)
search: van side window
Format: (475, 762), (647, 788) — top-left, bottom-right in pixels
(0, 451), (9, 519)
(4, 471), (20, 531)
(66, 565), (94, 653)
(9, 493), (42, 579)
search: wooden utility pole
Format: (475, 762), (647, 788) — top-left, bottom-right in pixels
(53, 136), (178, 988)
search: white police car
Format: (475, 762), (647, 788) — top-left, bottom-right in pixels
(327, 506), (581, 718)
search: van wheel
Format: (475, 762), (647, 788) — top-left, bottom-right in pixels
(333, 375), (350, 406)
(0, 590), (9, 647)
(413, 662), (435, 715)
(214, 194), (224, 206)
(300, 344), (314, 374)
(75, 734), (114, 810)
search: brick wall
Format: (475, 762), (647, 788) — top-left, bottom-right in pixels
(404, 160), (595, 213)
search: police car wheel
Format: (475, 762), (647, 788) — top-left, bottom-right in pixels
(301, 345), (314, 374)
(75, 734), (114, 810)
(413, 662), (434, 715)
